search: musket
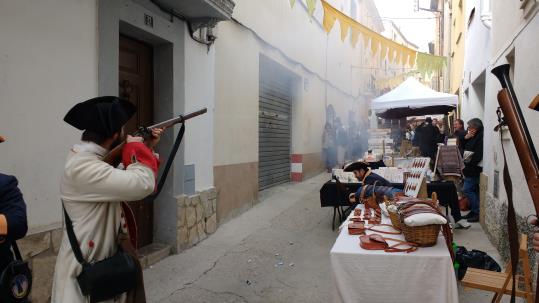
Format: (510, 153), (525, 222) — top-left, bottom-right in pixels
(103, 108), (207, 164)
(492, 64), (539, 303)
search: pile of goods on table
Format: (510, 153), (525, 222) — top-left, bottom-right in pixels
(345, 190), (454, 259)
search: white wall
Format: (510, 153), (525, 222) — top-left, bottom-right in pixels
(0, 0), (98, 232)
(214, 0), (379, 166)
(483, 4), (539, 216)
(184, 35), (215, 189)
(461, 0), (490, 122)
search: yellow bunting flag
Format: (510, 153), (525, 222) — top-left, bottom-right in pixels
(306, 0), (316, 17)
(416, 52), (447, 77)
(289, 0), (296, 8)
(339, 18), (351, 41)
(319, 0), (418, 69)
(321, 0), (337, 32)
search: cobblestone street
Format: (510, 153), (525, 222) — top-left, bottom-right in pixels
(144, 174), (519, 303)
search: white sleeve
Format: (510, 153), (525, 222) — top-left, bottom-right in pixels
(62, 157), (156, 202)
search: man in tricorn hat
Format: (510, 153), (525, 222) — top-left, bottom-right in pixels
(52, 96), (163, 303)
(344, 161), (391, 187)
(0, 135), (29, 299)
(344, 162), (395, 203)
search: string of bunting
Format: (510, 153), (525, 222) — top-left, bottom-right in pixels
(288, 0), (447, 85)
(321, 0), (417, 67)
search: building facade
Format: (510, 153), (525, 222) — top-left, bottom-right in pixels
(212, 0), (384, 222)
(477, 0), (539, 266)
(0, 0), (384, 301)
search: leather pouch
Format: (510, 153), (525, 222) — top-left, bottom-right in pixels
(348, 223), (365, 235)
(359, 234), (417, 253)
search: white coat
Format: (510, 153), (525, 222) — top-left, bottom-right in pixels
(51, 142), (156, 303)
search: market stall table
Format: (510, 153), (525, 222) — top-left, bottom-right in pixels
(320, 180), (459, 228)
(330, 205), (458, 303)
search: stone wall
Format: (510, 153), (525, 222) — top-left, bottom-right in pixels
(16, 228), (62, 303)
(482, 192), (537, 280)
(176, 187), (218, 251)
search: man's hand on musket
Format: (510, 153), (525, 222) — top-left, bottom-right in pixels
(126, 128), (164, 149)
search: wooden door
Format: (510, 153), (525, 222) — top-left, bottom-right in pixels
(119, 35), (154, 248)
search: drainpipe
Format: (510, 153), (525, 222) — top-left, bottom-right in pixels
(480, 0), (492, 29)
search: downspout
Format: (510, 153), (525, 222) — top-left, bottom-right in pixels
(480, 0), (492, 29)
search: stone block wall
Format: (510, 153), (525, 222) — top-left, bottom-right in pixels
(176, 187), (218, 251)
(16, 227), (63, 303)
(482, 192), (537, 282)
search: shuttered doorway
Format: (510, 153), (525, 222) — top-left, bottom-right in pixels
(259, 78), (292, 190)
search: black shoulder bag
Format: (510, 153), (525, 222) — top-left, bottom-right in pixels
(63, 205), (137, 302)
(0, 241), (32, 303)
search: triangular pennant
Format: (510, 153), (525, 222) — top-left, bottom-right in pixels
(370, 35), (380, 57)
(306, 0), (316, 17)
(339, 18), (351, 42)
(321, 1), (337, 33)
(290, 0), (296, 8)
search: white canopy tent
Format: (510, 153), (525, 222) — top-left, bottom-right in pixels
(371, 77), (458, 119)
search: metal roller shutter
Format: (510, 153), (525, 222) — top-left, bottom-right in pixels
(259, 78), (292, 190)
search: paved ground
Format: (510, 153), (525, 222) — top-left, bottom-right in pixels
(144, 173), (524, 303)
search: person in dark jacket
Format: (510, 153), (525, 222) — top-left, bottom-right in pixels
(344, 161), (391, 186)
(417, 117), (442, 160)
(452, 119), (466, 154)
(461, 118), (484, 222)
(0, 136), (28, 273)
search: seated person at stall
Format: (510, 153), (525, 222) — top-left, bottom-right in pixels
(343, 161), (391, 186)
(347, 183), (403, 204)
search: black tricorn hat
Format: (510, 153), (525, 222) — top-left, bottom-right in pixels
(64, 96), (136, 137)
(343, 161), (370, 172)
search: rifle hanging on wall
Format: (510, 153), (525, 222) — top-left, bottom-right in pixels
(492, 64), (539, 303)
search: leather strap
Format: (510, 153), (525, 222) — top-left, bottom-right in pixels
(62, 203), (87, 265)
(148, 123), (185, 201)
(11, 241), (23, 261)
(500, 128), (520, 303)
(367, 224), (402, 235)
(383, 237), (418, 253)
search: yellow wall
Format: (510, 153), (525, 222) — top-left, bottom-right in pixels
(450, 0), (466, 95)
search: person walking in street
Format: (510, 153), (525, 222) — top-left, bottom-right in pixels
(0, 135), (30, 301)
(461, 118), (484, 223)
(52, 97), (163, 303)
(335, 119), (347, 167)
(417, 117), (441, 160)
(322, 122), (336, 172)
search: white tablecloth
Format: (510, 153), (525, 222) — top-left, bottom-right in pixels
(330, 205), (458, 303)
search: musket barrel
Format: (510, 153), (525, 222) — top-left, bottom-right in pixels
(148, 108), (208, 129)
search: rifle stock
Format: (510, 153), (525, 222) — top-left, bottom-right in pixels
(102, 108), (207, 165)
(492, 65), (539, 212)
(492, 64), (539, 303)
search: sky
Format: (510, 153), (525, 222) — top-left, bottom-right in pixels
(373, 0), (437, 53)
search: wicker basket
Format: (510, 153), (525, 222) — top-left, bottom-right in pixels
(384, 197), (401, 230)
(399, 220), (440, 247)
(398, 200), (443, 247)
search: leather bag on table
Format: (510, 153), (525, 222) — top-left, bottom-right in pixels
(359, 234), (417, 253)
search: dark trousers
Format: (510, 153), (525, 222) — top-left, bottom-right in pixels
(463, 176), (480, 215)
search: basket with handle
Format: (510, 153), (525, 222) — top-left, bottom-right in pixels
(398, 197), (449, 247)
